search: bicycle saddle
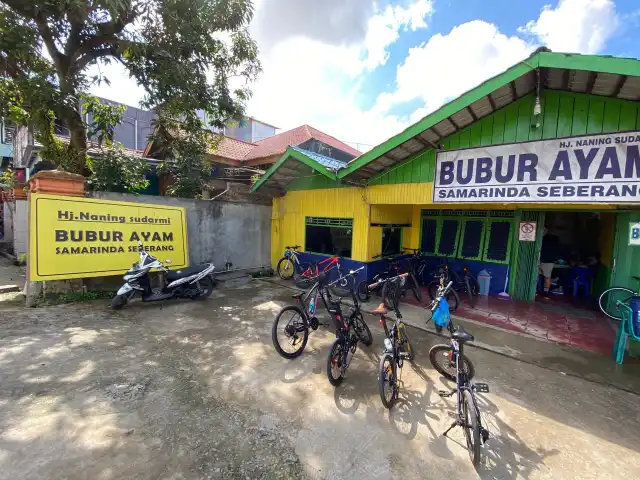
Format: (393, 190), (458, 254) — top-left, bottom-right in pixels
(374, 303), (388, 315)
(452, 326), (474, 344)
(292, 291), (305, 299)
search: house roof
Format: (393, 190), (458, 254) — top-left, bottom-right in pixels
(338, 48), (640, 182)
(243, 124), (361, 162)
(210, 135), (256, 161)
(249, 146), (343, 193)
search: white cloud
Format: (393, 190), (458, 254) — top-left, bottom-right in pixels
(520, 0), (619, 54)
(377, 20), (534, 115)
(87, 0), (625, 152)
(245, 0), (435, 149)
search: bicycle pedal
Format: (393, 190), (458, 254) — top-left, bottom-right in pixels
(399, 352), (411, 359)
(473, 383), (490, 393)
(438, 390), (454, 397)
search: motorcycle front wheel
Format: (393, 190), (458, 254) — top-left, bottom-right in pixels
(111, 291), (134, 310)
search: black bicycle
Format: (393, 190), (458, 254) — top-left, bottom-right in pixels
(326, 267), (374, 386)
(430, 325), (488, 466)
(427, 260), (478, 308)
(272, 267), (372, 359)
(359, 253), (422, 303)
(369, 273), (417, 409)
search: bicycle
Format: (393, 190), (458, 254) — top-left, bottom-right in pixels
(326, 267), (374, 386)
(369, 273), (417, 409)
(272, 267), (371, 359)
(276, 245), (346, 286)
(276, 245), (303, 280)
(598, 276), (640, 321)
(427, 259), (478, 308)
(427, 281), (475, 381)
(359, 253), (422, 303)
(430, 318), (488, 466)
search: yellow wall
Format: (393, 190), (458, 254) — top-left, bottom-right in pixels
(272, 187), (370, 265)
(271, 182), (621, 268)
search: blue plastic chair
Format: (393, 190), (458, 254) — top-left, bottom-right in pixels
(613, 303), (640, 364)
(571, 267), (592, 298)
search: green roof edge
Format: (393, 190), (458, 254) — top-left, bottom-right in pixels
(338, 50), (640, 178)
(250, 146), (339, 193)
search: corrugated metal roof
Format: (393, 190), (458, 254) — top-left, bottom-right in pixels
(289, 146), (347, 170)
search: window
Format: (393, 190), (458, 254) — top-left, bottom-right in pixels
(459, 219), (485, 260)
(420, 218), (438, 255)
(437, 219), (460, 257)
(382, 227), (402, 256)
(419, 210), (514, 264)
(305, 217), (353, 257)
(483, 220), (512, 263)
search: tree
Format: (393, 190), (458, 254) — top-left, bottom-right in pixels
(0, 0), (260, 175)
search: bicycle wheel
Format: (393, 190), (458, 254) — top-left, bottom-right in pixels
(598, 287), (634, 321)
(427, 280), (440, 301)
(353, 312), (373, 346)
(277, 257), (295, 280)
(327, 338), (345, 386)
(465, 277), (477, 308)
(272, 306), (309, 359)
(357, 280), (371, 302)
(463, 389), (482, 466)
(448, 289), (460, 313)
(429, 344), (475, 381)
(409, 273), (422, 302)
(398, 323), (415, 361)
(378, 353), (397, 409)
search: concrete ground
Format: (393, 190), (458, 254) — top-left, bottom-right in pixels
(1, 280), (640, 479)
(0, 256), (24, 294)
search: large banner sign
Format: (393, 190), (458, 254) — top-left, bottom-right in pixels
(30, 194), (188, 280)
(434, 131), (640, 203)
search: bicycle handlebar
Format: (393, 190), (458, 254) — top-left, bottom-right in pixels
(327, 266), (364, 287)
(368, 272), (408, 290)
(285, 245), (301, 250)
(431, 281), (454, 311)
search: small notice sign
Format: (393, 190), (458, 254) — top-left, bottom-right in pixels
(629, 222), (640, 246)
(519, 222), (537, 242)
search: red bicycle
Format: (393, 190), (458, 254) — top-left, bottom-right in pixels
(277, 246), (346, 285)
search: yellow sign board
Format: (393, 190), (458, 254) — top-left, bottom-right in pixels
(29, 193), (188, 280)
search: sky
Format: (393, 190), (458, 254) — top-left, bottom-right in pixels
(88, 0), (640, 152)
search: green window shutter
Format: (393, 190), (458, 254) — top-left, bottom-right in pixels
(458, 219), (486, 260)
(420, 217), (438, 255)
(437, 219), (461, 257)
(483, 219), (513, 264)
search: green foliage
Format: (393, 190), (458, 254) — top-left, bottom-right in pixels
(0, 169), (16, 189)
(87, 145), (150, 193)
(155, 109), (216, 198)
(82, 94), (127, 146)
(0, 0), (260, 174)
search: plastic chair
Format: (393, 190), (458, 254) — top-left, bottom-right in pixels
(571, 267), (592, 298)
(613, 304), (640, 364)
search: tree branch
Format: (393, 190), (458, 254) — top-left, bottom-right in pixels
(33, 13), (66, 76)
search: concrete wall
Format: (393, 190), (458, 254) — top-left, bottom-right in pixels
(1, 201), (13, 246)
(89, 192), (272, 270)
(12, 200), (28, 257)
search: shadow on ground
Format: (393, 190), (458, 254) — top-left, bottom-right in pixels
(0, 280), (638, 479)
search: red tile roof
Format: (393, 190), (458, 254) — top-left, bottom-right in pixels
(242, 124), (360, 162)
(210, 136), (256, 161)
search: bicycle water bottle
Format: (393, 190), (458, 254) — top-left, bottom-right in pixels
(309, 295), (316, 315)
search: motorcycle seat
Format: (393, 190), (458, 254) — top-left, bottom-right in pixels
(167, 264), (210, 281)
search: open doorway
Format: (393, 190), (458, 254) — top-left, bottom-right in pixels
(539, 211), (616, 303)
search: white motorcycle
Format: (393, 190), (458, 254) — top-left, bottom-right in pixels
(111, 242), (216, 309)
